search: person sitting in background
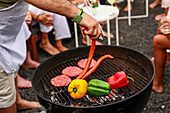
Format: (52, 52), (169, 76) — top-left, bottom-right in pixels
(151, 8), (170, 93)
(149, 0), (161, 9)
(23, 11), (40, 70)
(113, 0), (134, 12)
(150, 0), (170, 21)
(155, 0), (170, 21)
(17, 11), (41, 89)
(29, 4), (71, 55)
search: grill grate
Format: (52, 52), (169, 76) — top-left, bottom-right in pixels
(39, 54), (151, 107)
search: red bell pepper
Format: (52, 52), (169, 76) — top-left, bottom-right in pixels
(107, 71), (134, 89)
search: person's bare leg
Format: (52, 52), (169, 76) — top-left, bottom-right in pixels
(22, 51), (40, 70)
(124, 2), (132, 12)
(155, 13), (166, 21)
(149, 0), (161, 9)
(0, 103), (17, 113)
(55, 40), (68, 52)
(39, 32), (60, 55)
(151, 53), (170, 63)
(15, 77), (41, 111)
(155, 8), (169, 21)
(152, 34), (170, 93)
(17, 74), (32, 88)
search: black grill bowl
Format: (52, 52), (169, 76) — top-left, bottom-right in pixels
(32, 45), (155, 113)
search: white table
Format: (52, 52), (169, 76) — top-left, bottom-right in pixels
(74, 5), (119, 47)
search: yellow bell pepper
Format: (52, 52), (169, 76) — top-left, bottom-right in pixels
(68, 79), (88, 99)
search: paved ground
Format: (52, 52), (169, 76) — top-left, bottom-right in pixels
(18, 0), (170, 112)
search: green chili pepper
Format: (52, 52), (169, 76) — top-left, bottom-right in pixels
(88, 79), (110, 96)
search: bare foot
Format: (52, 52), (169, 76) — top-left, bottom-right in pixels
(103, 31), (114, 38)
(17, 99), (41, 111)
(82, 38), (103, 45)
(17, 75), (32, 88)
(149, 0), (161, 9)
(56, 45), (68, 52)
(155, 13), (166, 21)
(22, 60), (40, 70)
(152, 83), (163, 93)
(39, 42), (60, 55)
(124, 2), (132, 12)
(55, 40), (68, 52)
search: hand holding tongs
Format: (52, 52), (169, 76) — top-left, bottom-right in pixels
(76, 27), (96, 79)
(83, 0), (106, 40)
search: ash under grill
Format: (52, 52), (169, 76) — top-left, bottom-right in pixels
(38, 54), (151, 107)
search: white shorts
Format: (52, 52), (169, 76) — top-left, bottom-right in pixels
(162, 0), (170, 8)
(53, 14), (71, 40)
(29, 4), (71, 40)
(0, 66), (18, 108)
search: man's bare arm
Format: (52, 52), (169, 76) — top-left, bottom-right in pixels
(25, 0), (79, 18)
(25, 0), (102, 39)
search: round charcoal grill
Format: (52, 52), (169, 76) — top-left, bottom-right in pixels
(32, 46), (155, 113)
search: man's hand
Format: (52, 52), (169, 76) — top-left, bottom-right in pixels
(37, 13), (54, 26)
(79, 12), (102, 40)
(25, 12), (32, 25)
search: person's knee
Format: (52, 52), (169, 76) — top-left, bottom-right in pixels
(153, 35), (163, 48)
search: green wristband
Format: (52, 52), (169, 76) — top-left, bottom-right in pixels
(71, 8), (84, 24)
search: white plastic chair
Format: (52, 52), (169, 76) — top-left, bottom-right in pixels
(118, 0), (149, 25)
(114, 0), (149, 46)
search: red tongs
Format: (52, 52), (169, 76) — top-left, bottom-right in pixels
(76, 27), (96, 79)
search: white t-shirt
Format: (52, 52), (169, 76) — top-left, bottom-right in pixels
(0, 0), (30, 74)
